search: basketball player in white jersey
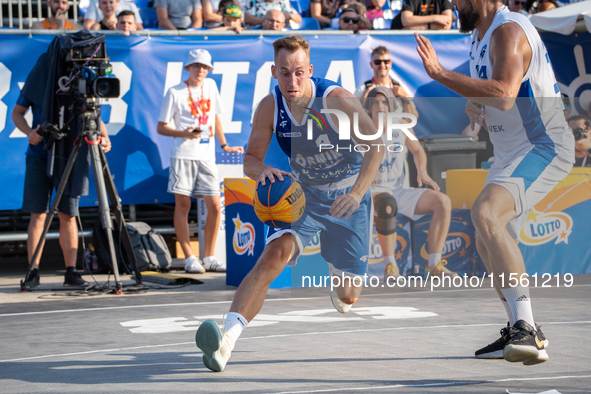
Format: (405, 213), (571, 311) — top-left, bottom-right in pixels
(415, 0), (574, 365)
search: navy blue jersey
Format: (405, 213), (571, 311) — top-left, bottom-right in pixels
(272, 77), (363, 186)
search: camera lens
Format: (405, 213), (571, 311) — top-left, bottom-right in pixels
(93, 78), (120, 98)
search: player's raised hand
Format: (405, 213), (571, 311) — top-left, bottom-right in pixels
(415, 33), (444, 80)
(256, 167), (292, 188)
(330, 193), (361, 219)
(465, 100), (485, 131)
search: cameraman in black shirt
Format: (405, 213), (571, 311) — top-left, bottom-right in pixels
(567, 115), (591, 168)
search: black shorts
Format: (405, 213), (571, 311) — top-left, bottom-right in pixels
(22, 155), (79, 216)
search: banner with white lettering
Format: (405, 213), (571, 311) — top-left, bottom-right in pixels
(0, 33), (588, 210)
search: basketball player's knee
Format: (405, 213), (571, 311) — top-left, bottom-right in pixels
(257, 241), (291, 273)
(471, 202), (493, 231)
(374, 192), (397, 236)
(437, 193), (452, 214)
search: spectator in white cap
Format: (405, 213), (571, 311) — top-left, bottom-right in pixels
(157, 49), (244, 274)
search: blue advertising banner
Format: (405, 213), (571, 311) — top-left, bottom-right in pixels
(0, 33), (588, 211)
(411, 209), (479, 276)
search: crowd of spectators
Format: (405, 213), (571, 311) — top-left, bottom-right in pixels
(27, 0), (572, 33)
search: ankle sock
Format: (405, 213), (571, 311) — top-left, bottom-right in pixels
(501, 286), (535, 328)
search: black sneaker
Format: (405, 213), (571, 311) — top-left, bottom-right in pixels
(503, 320), (549, 365)
(23, 269), (40, 290)
(475, 322), (549, 360)
(64, 270), (89, 287)
(475, 323), (513, 359)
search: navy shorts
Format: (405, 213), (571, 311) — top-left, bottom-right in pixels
(22, 155), (79, 216)
(266, 180), (373, 276)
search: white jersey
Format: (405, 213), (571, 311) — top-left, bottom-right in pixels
(371, 128), (407, 194)
(469, 6), (574, 165)
(158, 79), (223, 161)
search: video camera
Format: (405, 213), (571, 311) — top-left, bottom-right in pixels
(57, 37), (120, 99)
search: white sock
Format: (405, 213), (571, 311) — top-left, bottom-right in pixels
(383, 255), (396, 266)
(185, 255), (197, 264)
(428, 253), (442, 268)
(501, 286), (535, 328)
(501, 298), (515, 326)
(203, 256), (215, 265)
(223, 312), (248, 350)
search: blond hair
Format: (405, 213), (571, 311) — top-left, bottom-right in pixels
(273, 35), (310, 63)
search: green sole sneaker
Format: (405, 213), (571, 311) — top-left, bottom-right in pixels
(196, 320), (226, 372)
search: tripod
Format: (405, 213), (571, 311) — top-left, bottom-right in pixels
(21, 99), (142, 293)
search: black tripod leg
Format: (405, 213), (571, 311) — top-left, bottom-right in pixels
(89, 143), (123, 294)
(98, 148), (143, 284)
(21, 138), (83, 291)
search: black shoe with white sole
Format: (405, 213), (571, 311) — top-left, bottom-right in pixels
(475, 322), (549, 361)
(475, 323), (513, 359)
(503, 320), (549, 365)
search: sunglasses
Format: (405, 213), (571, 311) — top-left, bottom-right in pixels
(513, 1), (526, 5)
(342, 17), (359, 23)
(373, 59), (391, 65)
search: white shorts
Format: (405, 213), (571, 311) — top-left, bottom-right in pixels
(485, 153), (572, 239)
(168, 158), (220, 197)
(372, 186), (428, 221)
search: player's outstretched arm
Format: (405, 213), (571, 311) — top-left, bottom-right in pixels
(327, 87), (384, 219)
(244, 94), (292, 188)
(415, 25), (529, 110)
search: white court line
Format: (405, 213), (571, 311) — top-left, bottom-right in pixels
(2, 282), (590, 318)
(1, 320), (590, 363)
(268, 375), (591, 394)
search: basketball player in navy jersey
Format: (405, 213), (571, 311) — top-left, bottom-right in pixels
(195, 35), (384, 372)
(415, 0), (574, 365)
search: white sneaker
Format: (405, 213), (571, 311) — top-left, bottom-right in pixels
(329, 265), (352, 314)
(196, 319), (233, 372)
(203, 257), (226, 272)
(330, 287), (352, 314)
(185, 256), (205, 274)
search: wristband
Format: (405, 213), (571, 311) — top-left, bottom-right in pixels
(221, 144), (228, 149)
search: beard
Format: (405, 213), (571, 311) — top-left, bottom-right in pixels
(458, 3), (480, 33)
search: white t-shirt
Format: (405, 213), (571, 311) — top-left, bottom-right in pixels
(159, 79), (224, 161)
(84, 0), (144, 24)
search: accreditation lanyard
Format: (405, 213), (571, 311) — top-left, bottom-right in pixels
(185, 82), (210, 127)
(186, 82), (212, 142)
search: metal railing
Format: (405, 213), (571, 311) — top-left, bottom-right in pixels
(1, 0), (79, 29)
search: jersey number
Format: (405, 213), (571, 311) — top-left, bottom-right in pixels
(315, 134), (330, 147)
(475, 65), (488, 80)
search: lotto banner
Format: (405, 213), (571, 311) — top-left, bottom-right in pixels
(518, 168), (591, 275)
(411, 209), (480, 276)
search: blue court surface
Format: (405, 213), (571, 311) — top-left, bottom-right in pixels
(0, 259), (590, 394)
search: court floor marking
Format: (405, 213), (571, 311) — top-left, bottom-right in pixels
(269, 374), (591, 394)
(1, 320), (590, 363)
(3, 282), (590, 318)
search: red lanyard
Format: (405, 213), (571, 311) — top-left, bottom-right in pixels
(185, 81), (210, 126)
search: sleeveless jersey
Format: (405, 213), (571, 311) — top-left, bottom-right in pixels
(273, 77), (364, 186)
(469, 6), (573, 165)
(42, 19), (76, 30)
(371, 124), (407, 193)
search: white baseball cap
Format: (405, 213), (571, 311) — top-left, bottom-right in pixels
(184, 49), (213, 70)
